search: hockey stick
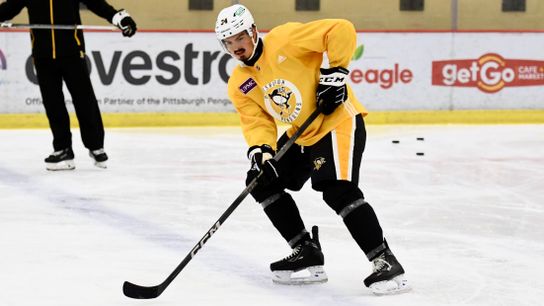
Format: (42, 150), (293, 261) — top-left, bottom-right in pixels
(123, 107), (323, 299)
(0, 22), (117, 31)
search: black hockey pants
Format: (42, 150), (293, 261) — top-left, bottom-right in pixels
(34, 56), (104, 151)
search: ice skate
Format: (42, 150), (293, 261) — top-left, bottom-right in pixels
(270, 226), (328, 285)
(364, 247), (409, 295)
(45, 148), (75, 171)
(89, 148), (108, 169)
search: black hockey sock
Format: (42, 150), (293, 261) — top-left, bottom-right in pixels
(342, 202), (384, 255)
(321, 181), (383, 255)
(262, 192), (309, 247)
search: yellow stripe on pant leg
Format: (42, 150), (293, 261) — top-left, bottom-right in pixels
(332, 117), (355, 181)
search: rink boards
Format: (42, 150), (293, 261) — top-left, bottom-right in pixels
(0, 110), (543, 129)
(0, 30), (543, 126)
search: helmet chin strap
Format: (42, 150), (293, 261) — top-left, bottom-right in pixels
(240, 36), (262, 67)
(245, 28), (259, 60)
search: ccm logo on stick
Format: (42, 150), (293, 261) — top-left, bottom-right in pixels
(190, 221), (221, 258)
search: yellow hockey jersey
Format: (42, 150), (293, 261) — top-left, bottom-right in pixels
(227, 19), (368, 149)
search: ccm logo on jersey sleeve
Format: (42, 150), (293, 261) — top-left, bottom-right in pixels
(239, 78), (257, 94)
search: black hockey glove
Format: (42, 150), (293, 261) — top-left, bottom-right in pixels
(316, 67), (349, 115)
(112, 9), (137, 37)
(246, 144), (280, 185)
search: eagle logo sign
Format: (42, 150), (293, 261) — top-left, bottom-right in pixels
(263, 79), (302, 123)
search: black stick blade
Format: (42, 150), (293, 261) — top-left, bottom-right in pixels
(123, 281), (163, 299)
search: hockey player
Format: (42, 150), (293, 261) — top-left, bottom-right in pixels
(215, 4), (409, 295)
(0, 0), (137, 170)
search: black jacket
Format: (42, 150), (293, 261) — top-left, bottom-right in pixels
(0, 0), (117, 59)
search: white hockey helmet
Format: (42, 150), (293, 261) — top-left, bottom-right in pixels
(215, 4), (257, 43)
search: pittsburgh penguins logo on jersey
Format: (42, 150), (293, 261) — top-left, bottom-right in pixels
(313, 157), (326, 170)
(268, 87), (292, 112)
(263, 79), (302, 123)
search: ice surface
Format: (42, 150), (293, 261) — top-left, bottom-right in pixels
(0, 124), (543, 306)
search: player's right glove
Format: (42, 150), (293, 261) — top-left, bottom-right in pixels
(112, 9), (137, 37)
(316, 67), (349, 115)
(246, 144), (280, 186)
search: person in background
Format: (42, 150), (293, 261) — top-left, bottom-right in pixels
(215, 4), (409, 295)
(0, 0), (137, 170)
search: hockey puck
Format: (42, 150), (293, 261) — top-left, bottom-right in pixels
(417, 137), (425, 141)
(392, 140), (400, 144)
(416, 152), (425, 156)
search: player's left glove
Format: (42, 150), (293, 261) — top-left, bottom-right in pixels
(316, 67), (349, 115)
(246, 144), (280, 185)
(112, 9), (137, 37)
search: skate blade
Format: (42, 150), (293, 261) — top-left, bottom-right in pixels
(272, 266), (328, 285)
(369, 274), (410, 295)
(93, 161), (107, 169)
(46, 160), (75, 171)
